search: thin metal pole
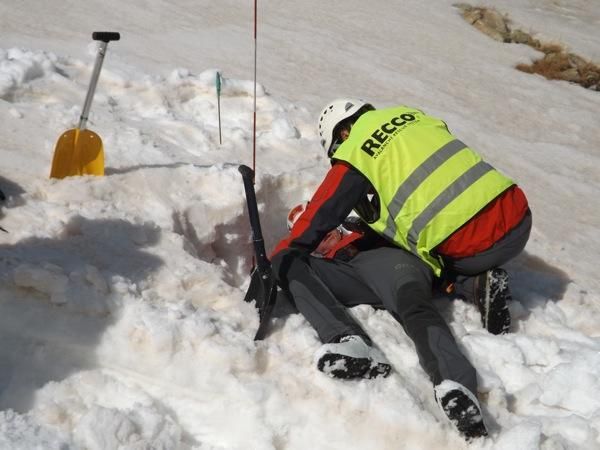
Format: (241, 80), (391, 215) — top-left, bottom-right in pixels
(216, 72), (222, 145)
(218, 95), (222, 145)
(78, 41), (108, 130)
(252, 0), (257, 178)
(251, 0), (258, 270)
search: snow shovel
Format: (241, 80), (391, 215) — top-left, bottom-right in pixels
(238, 165), (278, 340)
(50, 31), (120, 179)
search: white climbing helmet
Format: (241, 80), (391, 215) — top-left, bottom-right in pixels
(317, 98), (374, 156)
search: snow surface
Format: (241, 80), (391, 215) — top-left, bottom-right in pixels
(0, 0), (599, 449)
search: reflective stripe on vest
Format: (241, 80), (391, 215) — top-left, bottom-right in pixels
(406, 160), (494, 252)
(383, 138), (468, 241)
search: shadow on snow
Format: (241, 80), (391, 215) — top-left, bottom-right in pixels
(0, 216), (164, 413)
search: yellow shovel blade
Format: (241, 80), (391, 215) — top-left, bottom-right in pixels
(49, 128), (104, 179)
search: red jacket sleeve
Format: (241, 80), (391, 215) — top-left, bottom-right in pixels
(271, 162), (371, 258)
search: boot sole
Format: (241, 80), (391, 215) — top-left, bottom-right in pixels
(317, 353), (372, 379)
(481, 269), (511, 335)
(439, 390), (488, 440)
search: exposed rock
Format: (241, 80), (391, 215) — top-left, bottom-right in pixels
(463, 9), (482, 24)
(568, 53), (588, 70)
(583, 71), (599, 87)
(472, 20), (507, 42)
(482, 9), (509, 35)
(511, 29), (533, 45)
(544, 52), (571, 71)
(457, 3), (599, 92)
(557, 68), (580, 82)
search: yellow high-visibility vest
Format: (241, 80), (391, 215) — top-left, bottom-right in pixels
(333, 106), (514, 274)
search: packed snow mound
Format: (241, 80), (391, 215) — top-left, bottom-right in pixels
(0, 48), (58, 101)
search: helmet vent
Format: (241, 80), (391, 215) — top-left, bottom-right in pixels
(344, 102), (354, 111)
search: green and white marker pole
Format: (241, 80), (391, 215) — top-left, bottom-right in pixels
(216, 71), (222, 145)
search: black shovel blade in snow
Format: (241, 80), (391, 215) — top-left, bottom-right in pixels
(244, 266), (278, 340)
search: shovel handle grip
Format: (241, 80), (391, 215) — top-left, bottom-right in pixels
(92, 32), (120, 42)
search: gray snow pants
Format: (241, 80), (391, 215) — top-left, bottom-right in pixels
(271, 246), (478, 393)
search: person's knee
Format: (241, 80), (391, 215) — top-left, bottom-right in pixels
(388, 281), (435, 322)
(271, 248), (310, 285)
(382, 257), (433, 314)
(393, 262), (432, 295)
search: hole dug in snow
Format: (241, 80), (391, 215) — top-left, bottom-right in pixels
(172, 207), (251, 289)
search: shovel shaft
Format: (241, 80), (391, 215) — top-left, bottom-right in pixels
(238, 165), (270, 272)
(78, 32), (119, 130)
